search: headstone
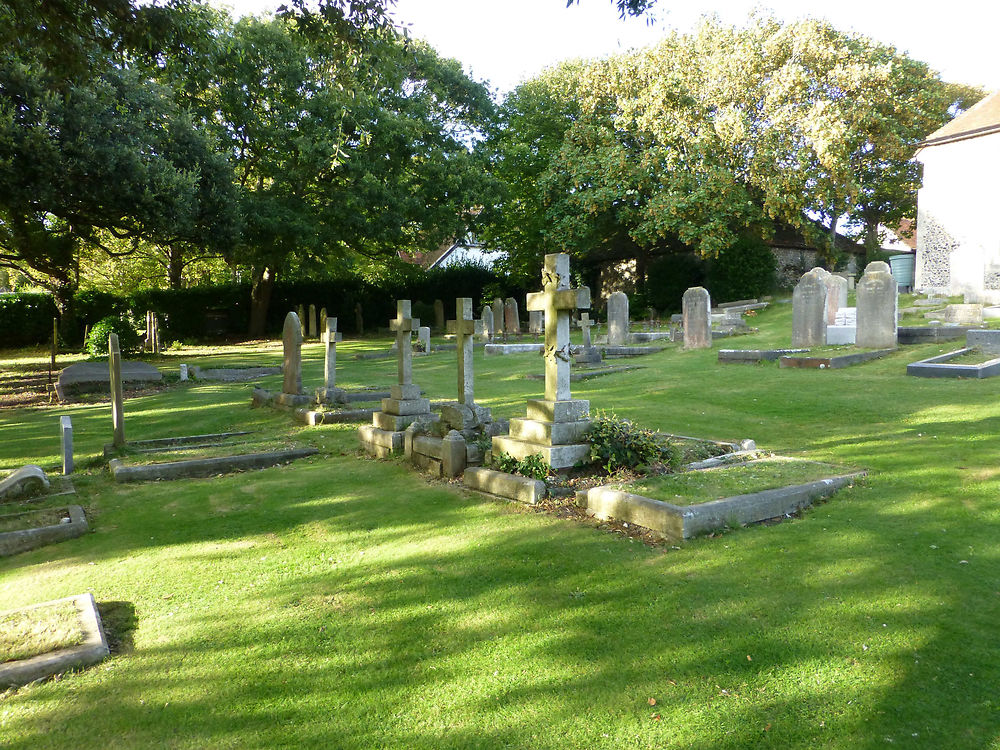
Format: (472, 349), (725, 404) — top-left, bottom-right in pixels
(791, 269), (829, 347)
(607, 291), (629, 346)
(323, 318), (343, 390)
(856, 261), (898, 348)
(528, 310), (544, 336)
(825, 275), (848, 325)
(682, 287), (712, 349)
(282, 311), (304, 395)
(456, 298), (477, 405)
(319, 308), (327, 336)
(481, 304), (494, 341)
(367, 300), (432, 434)
(308, 305), (317, 339)
(492, 253), (591, 469)
(491, 298), (504, 338)
(108, 333), (125, 448)
(0, 465), (49, 500)
(433, 299), (445, 331)
(179, 364), (188, 381)
(503, 297), (521, 335)
(417, 325), (431, 355)
(60, 416), (73, 475)
(354, 303), (364, 335)
(575, 312), (601, 364)
(943, 304), (984, 326)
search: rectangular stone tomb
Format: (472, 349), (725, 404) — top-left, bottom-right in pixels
(484, 343), (544, 356)
(294, 407), (376, 425)
(103, 431), (253, 457)
(778, 349), (895, 369)
(109, 447), (318, 482)
(906, 349), (1000, 379)
(897, 326), (972, 345)
(0, 504), (88, 557)
(581, 473), (864, 541)
(718, 349), (808, 363)
(0, 594), (110, 689)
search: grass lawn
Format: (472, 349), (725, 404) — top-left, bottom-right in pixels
(618, 458), (853, 506)
(2, 302), (1000, 748)
(1, 599), (86, 663)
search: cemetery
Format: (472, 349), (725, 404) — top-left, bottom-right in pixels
(3, 1), (1000, 746)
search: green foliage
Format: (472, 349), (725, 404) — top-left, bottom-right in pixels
(642, 254), (707, 313)
(705, 235), (777, 302)
(0, 293), (57, 347)
(86, 316), (141, 357)
(491, 451), (550, 481)
(588, 411), (678, 474)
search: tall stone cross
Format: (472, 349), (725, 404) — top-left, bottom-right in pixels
(578, 312), (595, 349)
(323, 318), (343, 390)
(389, 300), (420, 387)
(526, 253), (590, 402)
(108, 332), (125, 447)
(455, 297), (477, 405)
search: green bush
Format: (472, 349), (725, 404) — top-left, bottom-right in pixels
(588, 411), (678, 474)
(491, 451), (550, 480)
(0, 293), (58, 348)
(705, 235), (776, 303)
(86, 316), (142, 358)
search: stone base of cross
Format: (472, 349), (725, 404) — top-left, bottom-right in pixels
(492, 253), (593, 470)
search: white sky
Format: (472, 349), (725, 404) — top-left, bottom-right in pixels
(212, 0), (1000, 95)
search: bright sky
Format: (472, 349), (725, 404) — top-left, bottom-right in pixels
(213, 0), (1000, 95)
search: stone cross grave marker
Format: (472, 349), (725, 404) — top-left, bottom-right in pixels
(323, 318), (343, 390)
(791, 269), (828, 347)
(456, 298), (477, 405)
(481, 304), (494, 341)
(578, 312), (595, 349)
(108, 333), (125, 448)
(282, 311), (304, 395)
(856, 261), (898, 348)
(527, 253), (591, 402)
(683, 286), (712, 349)
(607, 291), (629, 346)
(390, 300), (420, 390)
(575, 311), (601, 365)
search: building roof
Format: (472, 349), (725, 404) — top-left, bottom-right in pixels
(397, 241), (454, 270)
(919, 90), (1000, 149)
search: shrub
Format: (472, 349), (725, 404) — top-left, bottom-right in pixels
(588, 411), (679, 474)
(705, 235), (776, 302)
(0, 293), (58, 348)
(491, 451), (550, 480)
(86, 316), (142, 357)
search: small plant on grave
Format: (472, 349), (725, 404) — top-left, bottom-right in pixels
(588, 411), (679, 475)
(491, 451), (520, 474)
(517, 453), (550, 481)
(86, 315), (142, 358)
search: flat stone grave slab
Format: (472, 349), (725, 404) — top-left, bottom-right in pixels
(719, 348), (808, 363)
(581, 458), (865, 541)
(103, 431), (253, 458)
(295, 406), (377, 426)
(0, 594), (110, 689)
(906, 348), (1000, 379)
(484, 343), (544, 356)
(629, 331), (673, 343)
(0, 504), (88, 556)
(897, 326), (972, 345)
(190, 366), (281, 382)
(56, 361), (162, 400)
(779, 349), (895, 369)
(108, 434), (318, 482)
(525, 365), (642, 382)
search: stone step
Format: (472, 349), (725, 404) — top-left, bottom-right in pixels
(491, 435), (591, 470)
(509, 418), (591, 446)
(525, 398), (590, 423)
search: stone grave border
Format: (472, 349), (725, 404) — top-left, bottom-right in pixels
(0, 504), (88, 556)
(718, 348), (808, 364)
(778, 349), (895, 369)
(580, 470), (865, 541)
(109, 447), (318, 483)
(102, 431), (253, 458)
(189, 366), (281, 382)
(525, 365), (642, 382)
(0, 594), (110, 689)
(906, 348), (1000, 379)
(897, 326), (972, 345)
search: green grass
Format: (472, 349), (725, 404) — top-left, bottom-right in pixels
(2, 302), (1000, 747)
(618, 458), (853, 506)
(0, 599), (86, 663)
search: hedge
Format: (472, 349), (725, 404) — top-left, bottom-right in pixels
(0, 293), (58, 348)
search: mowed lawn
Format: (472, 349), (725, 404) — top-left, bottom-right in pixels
(3, 302), (1000, 749)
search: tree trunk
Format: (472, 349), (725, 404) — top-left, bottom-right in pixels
(827, 207), (838, 267)
(167, 249), (184, 289)
(248, 266), (276, 339)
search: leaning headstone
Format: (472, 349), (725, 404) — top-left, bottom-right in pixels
(433, 299), (445, 331)
(682, 287), (712, 349)
(791, 269), (829, 347)
(108, 333), (125, 448)
(528, 310), (544, 336)
(417, 325), (431, 355)
(60, 416), (73, 475)
(825, 275), (848, 325)
(503, 297), (521, 335)
(282, 311), (304, 396)
(492, 253), (591, 469)
(607, 291), (629, 346)
(481, 304), (494, 341)
(0, 465), (49, 500)
(308, 305), (317, 339)
(491, 298), (504, 337)
(856, 261), (898, 349)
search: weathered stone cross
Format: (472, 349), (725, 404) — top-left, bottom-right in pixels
(526, 253), (590, 402)
(389, 300), (420, 386)
(577, 312), (595, 349)
(323, 318), (343, 390)
(455, 297), (477, 405)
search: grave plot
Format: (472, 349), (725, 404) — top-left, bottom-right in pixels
(779, 348), (895, 369)
(0, 594), (110, 689)
(0, 465), (75, 503)
(907, 348), (1000, 378)
(581, 457), (864, 541)
(0, 504), (88, 556)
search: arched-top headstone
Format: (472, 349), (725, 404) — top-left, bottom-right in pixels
(682, 287), (712, 349)
(607, 291), (629, 346)
(791, 269), (829, 347)
(856, 261), (898, 348)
